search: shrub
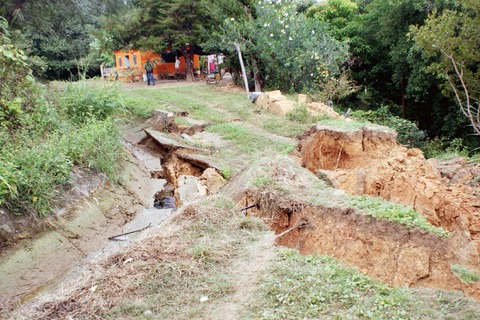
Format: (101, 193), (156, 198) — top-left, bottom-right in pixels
(452, 265), (480, 283)
(6, 141), (73, 215)
(287, 105), (310, 122)
(0, 17), (36, 130)
(59, 81), (124, 124)
(351, 106), (427, 148)
(423, 137), (469, 159)
(62, 118), (124, 179)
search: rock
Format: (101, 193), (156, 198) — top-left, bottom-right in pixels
(266, 90), (283, 100)
(394, 244), (430, 286)
(200, 168), (226, 194)
(448, 229), (480, 272)
(255, 90), (295, 116)
(307, 102), (340, 118)
(271, 100), (295, 115)
(434, 158), (475, 185)
(298, 94), (307, 104)
(146, 110), (175, 132)
(144, 129), (196, 151)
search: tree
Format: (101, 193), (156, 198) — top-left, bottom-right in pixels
(413, 0), (480, 135)
(133, 0), (214, 82)
(215, 0), (349, 93)
(0, 0), (132, 79)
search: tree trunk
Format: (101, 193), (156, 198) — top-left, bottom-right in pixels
(100, 63), (105, 81)
(401, 76), (406, 119)
(6, 0), (28, 26)
(183, 48), (195, 82)
(250, 55), (262, 92)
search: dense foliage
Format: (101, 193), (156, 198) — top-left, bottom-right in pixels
(210, 0), (349, 95)
(412, 0), (480, 136)
(0, 0), (133, 79)
(0, 18), (125, 215)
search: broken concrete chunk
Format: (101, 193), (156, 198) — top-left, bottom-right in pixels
(144, 129), (193, 151)
(174, 175), (207, 206)
(146, 110), (175, 132)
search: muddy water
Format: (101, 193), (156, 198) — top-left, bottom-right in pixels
(0, 143), (170, 312)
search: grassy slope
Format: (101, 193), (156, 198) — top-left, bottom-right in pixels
(19, 82), (480, 319)
(119, 83), (480, 319)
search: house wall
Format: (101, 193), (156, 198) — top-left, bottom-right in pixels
(113, 50), (200, 81)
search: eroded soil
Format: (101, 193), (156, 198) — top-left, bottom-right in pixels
(2, 86), (480, 317)
(300, 124), (480, 269)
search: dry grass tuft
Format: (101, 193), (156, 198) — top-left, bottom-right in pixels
(15, 194), (268, 319)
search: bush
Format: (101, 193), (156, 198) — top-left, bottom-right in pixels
(287, 105), (310, 122)
(63, 118), (124, 179)
(423, 137), (469, 159)
(351, 106), (427, 148)
(5, 141), (73, 215)
(59, 81), (124, 124)
(2, 117), (124, 215)
(0, 17), (36, 130)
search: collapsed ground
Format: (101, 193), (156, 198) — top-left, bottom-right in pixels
(2, 81), (480, 319)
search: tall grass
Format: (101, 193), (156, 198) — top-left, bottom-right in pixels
(1, 81), (125, 215)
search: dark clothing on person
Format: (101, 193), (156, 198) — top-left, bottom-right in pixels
(144, 60), (155, 85)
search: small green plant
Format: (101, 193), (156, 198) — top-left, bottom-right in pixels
(244, 248), (413, 319)
(423, 137), (469, 159)
(317, 171), (334, 187)
(287, 105), (310, 123)
(192, 245), (215, 264)
(251, 174), (274, 188)
(220, 167), (234, 180)
(452, 265), (480, 283)
(239, 216), (266, 231)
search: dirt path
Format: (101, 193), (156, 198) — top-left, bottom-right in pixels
(212, 233), (277, 320)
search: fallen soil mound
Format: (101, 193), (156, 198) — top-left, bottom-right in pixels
(231, 156), (480, 299)
(299, 124), (480, 269)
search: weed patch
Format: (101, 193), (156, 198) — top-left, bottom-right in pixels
(452, 265), (480, 283)
(349, 195), (450, 237)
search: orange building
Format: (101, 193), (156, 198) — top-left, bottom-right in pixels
(113, 49), (200, 81)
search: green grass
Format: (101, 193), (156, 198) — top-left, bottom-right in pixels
(319, 117), (366, 131)
(349, 195), (450, 237)
(207, 123), (296, 155)
(452, 265), (480, 283)
(262, 117), (310, 138)
(244, 248), (480, 320)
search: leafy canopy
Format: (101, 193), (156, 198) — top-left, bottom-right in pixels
(413, 0), (480, 135)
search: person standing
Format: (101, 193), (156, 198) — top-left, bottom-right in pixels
(144, 59), (155, 85)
